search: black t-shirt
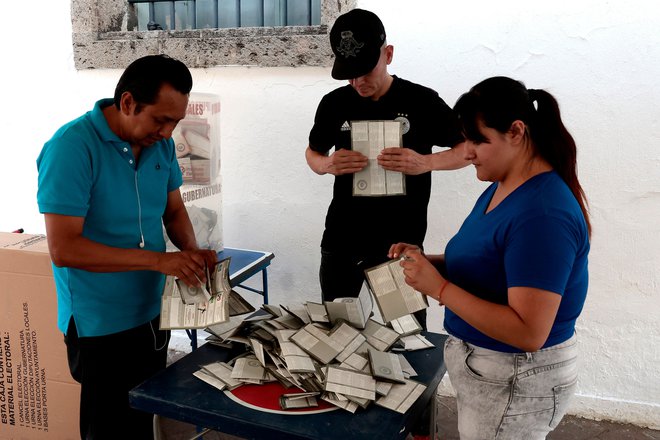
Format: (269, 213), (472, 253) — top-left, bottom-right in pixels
(309, 76), (463, 257)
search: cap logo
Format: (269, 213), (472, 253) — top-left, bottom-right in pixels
(337, 30), (364, 59)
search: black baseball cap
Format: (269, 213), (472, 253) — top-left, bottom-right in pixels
(330, 9), (386, 80)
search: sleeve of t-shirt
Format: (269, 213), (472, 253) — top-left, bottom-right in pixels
(166, 138), (183, 192)
(308, 94), (342, 154)
(430, 93), (464, 148)
(504, 211), (581, 295)
(37, 137), (92, 217)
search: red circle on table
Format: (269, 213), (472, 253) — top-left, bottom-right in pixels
(225, 382), (338, 415)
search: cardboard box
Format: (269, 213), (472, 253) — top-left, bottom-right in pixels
(0, 233), (80, 439)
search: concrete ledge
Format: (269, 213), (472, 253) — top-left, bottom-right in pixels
(569, 394), (660, 430)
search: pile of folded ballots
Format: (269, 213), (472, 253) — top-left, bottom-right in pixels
(195, 300), (435, 414)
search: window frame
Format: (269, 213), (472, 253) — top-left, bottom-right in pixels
(71, 0), (356, 70)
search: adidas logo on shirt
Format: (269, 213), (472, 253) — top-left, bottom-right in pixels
(340, 121), (351, 131)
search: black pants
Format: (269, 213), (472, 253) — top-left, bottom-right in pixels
(319, 249), (427, 330)
(65, 316), (170, 440)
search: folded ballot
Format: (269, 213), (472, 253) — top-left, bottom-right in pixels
(160, 257), (254, 329)
(364, 259), (428, 323)
(325, 288), (372, 329)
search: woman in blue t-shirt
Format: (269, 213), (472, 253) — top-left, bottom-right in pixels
(390, 76), (591, 439)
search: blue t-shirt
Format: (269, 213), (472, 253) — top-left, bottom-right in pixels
(37, 98), (183, 337)
(444, 171), (589, 353)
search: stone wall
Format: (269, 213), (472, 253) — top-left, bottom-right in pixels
(71, 0), (355, 69)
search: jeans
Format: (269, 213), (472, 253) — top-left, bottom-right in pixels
(444, 335), (578, 440)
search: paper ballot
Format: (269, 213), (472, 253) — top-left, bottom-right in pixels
(367, 348), (406, 384)
(324, 365), (376, 401)
(351, 120), (405, 197)
(375, 379), (427, 414)
(325, 288), (372, 329)
(364, 259), (428, 323)
(390, 314), (423, 336)
(160, 257), (254, 329)
(362, 319), (399, 352)
(290, 322), (361, 365)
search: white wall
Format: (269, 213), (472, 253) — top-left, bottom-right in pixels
(2, 0), (658, 429)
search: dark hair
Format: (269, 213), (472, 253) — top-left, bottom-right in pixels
(455, 76), (591, 235)
(113, 54), (192, 110)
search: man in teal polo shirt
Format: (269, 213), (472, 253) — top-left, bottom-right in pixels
(37, 55), (217, 440)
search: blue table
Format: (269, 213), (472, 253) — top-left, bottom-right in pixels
(185, 247), (274, 350)
(130, 332), (448, 440)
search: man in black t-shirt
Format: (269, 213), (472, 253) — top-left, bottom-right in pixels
(306, 9), (467, 329)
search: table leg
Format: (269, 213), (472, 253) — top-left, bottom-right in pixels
(186, 329), (198, 350)
(262, 268), (269, 304)
(429, 387), (438, 439)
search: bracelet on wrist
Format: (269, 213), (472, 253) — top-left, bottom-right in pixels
(436, 279), (450, 304)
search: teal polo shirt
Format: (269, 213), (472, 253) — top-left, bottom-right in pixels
(37, 98), (183, 337)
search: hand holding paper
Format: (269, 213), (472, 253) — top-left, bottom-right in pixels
(399, 252), (447, 303)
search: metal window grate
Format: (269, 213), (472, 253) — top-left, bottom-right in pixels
(128, 0), (321, 31)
